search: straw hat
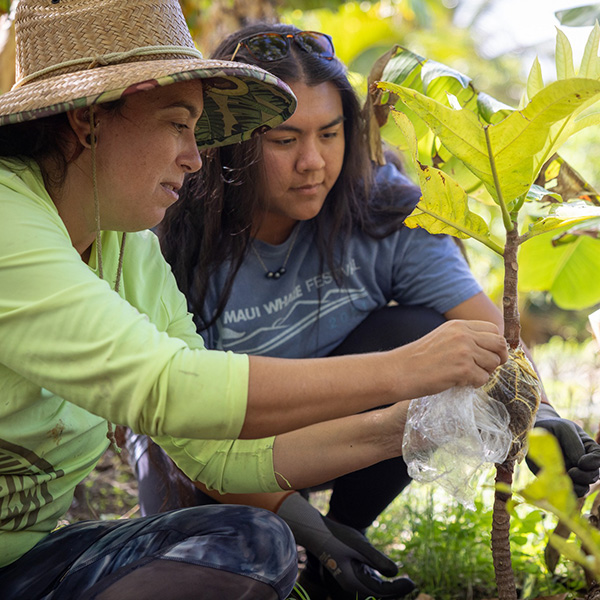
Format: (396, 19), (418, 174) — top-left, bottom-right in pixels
(0, 0), (296, 148)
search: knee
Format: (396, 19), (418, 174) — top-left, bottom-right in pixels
(216, 506), (298, 596)
(240, 506), (297, 565)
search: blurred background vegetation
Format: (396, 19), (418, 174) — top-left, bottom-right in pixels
(2, 1), (600, 597)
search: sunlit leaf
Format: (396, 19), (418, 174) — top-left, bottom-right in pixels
(526, 184), (562, 204)
(580, 21), (600, 79)
(421, 59), (471, 95)
(520, 429), (577, 515)
(524, 201), (600, 239)
(377, 78), (600, 207)
(548, 536), (589, 565)
(381, 46), (425, 90)
(568, 110), (600, 137)
(501, 79), (600, 193)
(526, 57), (544, 103)
(476, 92), (514, 124)
(446, 93), (462, 110)
(519, 227), (600, 309)
(392, 110), (499, 252)
(552, 200), (600, 219)
(376, 81), (496, 188)
(556, 29), (576, 81)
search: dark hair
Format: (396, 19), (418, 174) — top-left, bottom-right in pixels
(0, 100), (125, 191)
(0, 113), (76, 190)
(159, 23), (420, 330)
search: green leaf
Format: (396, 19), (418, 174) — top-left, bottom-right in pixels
(580, 21), (600, 79)
(502, 78), (600, 190)
(378, 78), (600, 208)
(524, 201), (600, 239)
(520, 429), (577, 515)
(569, 110), (600, 135)
(532, 82), (600, 176)
(555, 28), (575, 80)
(381, 46), (425, 90)
(510, 535), (529, 546)
(379, 47), (477, 112)
(526, 57), (544, 103)
(552, 216), (600, 246)
(555, 5), (600, 27)
(518, 227), (600, 309)
(525, 184), (562, 204)
(392, 110), (500, 253)
(421, 59), (471, 95)
(376, 82), (495, 191)
(548, 536), (589, 565)
(476, 92), (514, 124)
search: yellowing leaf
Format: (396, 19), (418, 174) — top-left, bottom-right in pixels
(579, 21), (600, 79)
(531, 78), (600, 176)
(555, 28), (575, 81)
(520, 429), (577, 515)
(391, 109), (499, 253)
(492, 79), (600, 202)
(526, 57), (544, 102)
(377, 78), (600, 209)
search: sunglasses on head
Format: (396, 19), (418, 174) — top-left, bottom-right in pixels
(230, 31), (335, 62)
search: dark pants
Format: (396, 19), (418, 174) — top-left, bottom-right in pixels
(0, 505), (297, 600)
(131, 304), (445, 531)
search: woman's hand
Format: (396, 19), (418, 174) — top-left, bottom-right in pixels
(390, 319), (508, 400)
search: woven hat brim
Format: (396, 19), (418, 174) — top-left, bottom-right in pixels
(0, 58), (296, 148)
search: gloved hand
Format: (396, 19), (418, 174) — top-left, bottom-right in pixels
(528, 403), (600, 497)
(277, 492), (415, 599)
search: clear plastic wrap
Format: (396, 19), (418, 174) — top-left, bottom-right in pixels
(402, 386), (512, 509)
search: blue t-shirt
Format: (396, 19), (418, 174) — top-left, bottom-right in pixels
(200, 163), (482, 358)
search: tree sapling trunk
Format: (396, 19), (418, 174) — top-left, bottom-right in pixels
(485, 224), (542, 600)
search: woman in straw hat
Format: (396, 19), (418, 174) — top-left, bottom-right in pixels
(0, 0), (508, 598)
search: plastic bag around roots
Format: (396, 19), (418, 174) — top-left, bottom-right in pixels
(402, 386), (512, 509)
(402, 348), (541, 508)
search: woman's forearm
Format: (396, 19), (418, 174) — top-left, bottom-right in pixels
(271, 403), (407, 491)
(240, 318), (508, 439)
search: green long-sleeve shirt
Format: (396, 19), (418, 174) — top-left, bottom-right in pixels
(0, 158), (279, 568)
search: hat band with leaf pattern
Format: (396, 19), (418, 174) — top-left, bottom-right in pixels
(0, 0), (296, 148)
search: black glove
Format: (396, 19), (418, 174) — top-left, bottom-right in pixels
(277, 492), (415, 599)
(528, 403), (600, 497)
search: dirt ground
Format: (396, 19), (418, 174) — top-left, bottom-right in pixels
(65, 447), (140, 524)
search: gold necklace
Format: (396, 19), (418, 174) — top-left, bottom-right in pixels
(251, 225), (301, 280)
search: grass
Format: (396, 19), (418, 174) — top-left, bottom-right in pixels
(368, 475), (586, 599)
